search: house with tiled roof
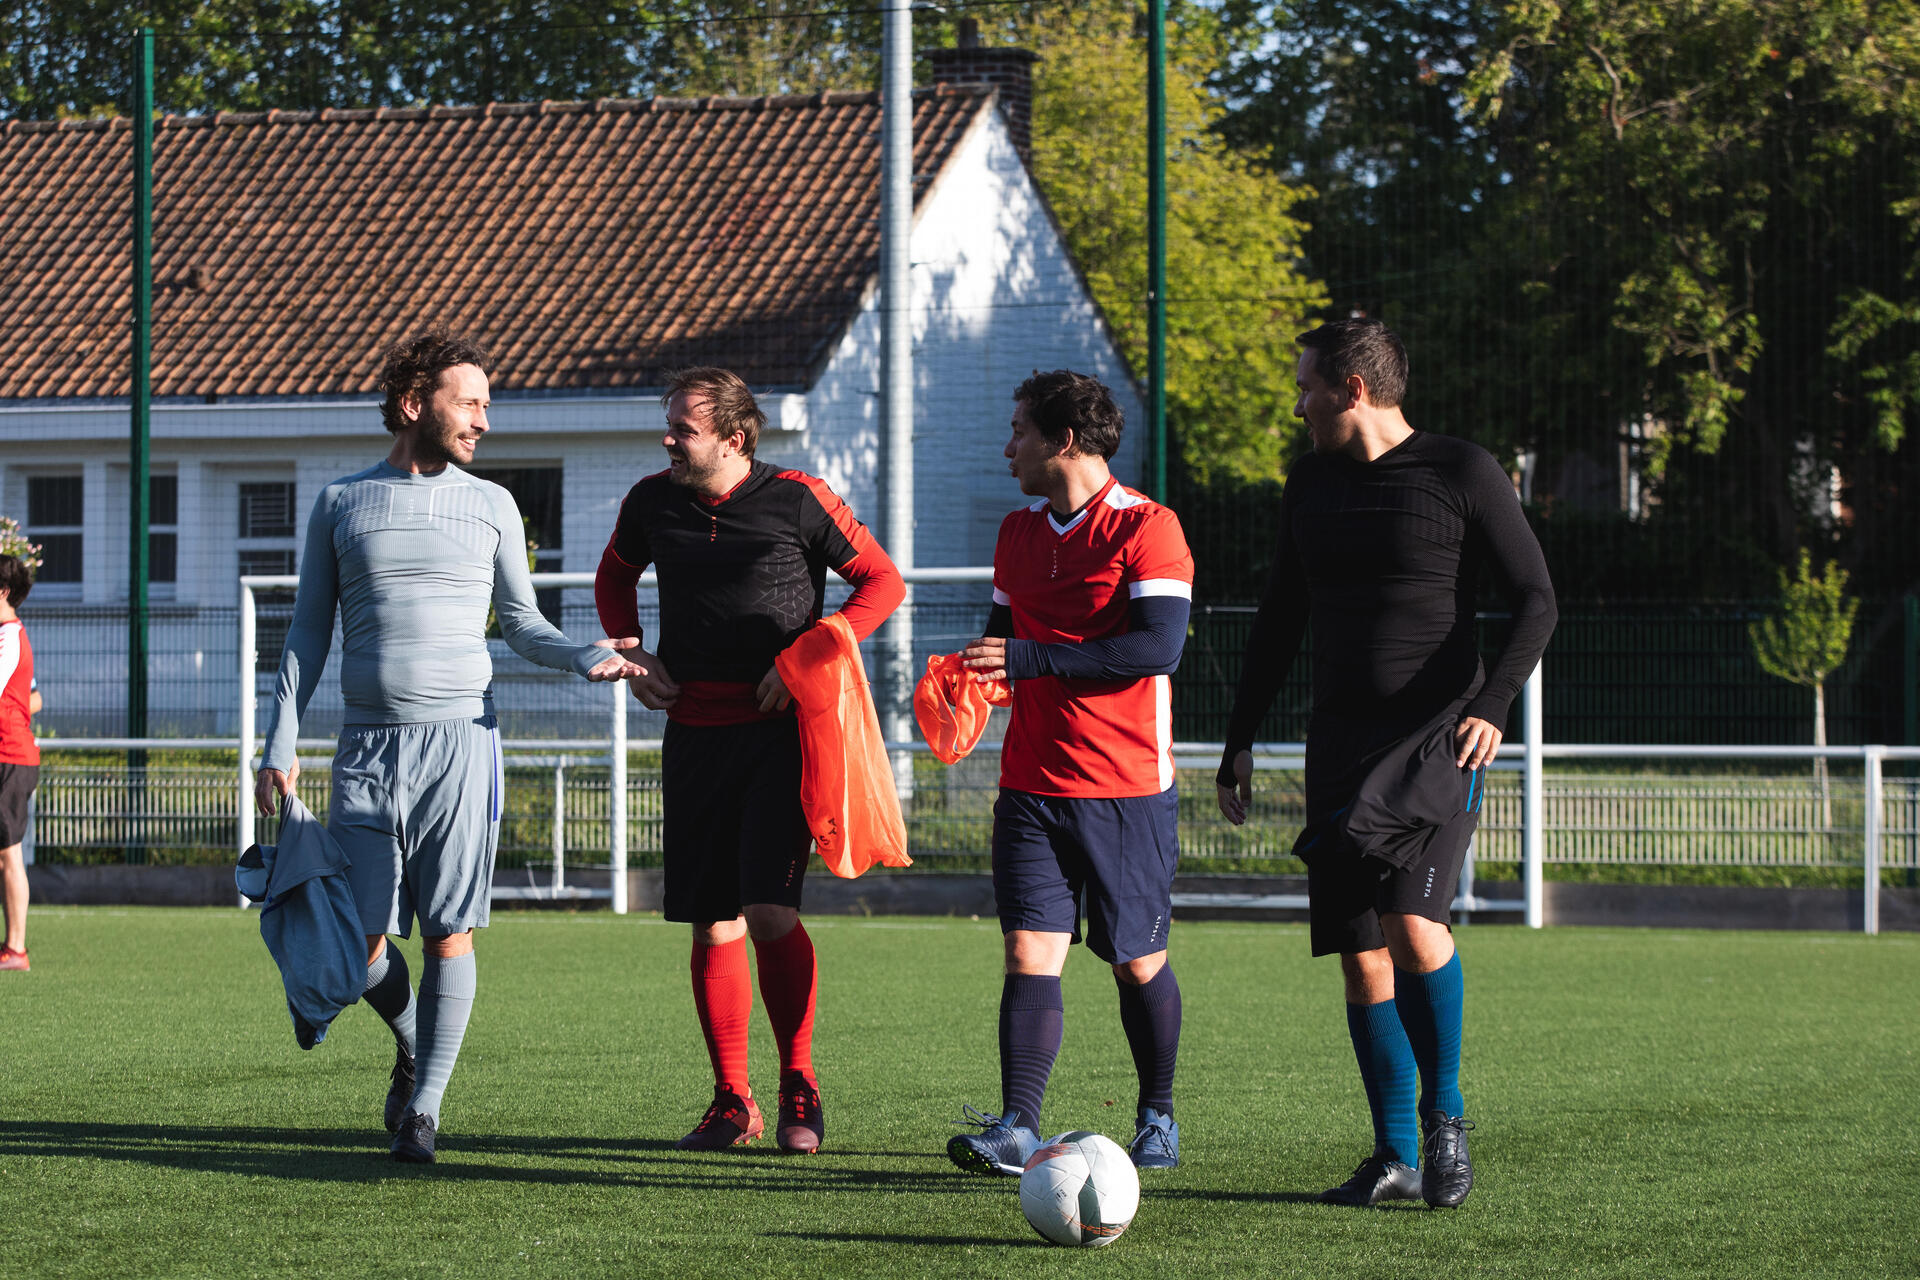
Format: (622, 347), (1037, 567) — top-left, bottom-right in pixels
(0, 50), (1144, 735)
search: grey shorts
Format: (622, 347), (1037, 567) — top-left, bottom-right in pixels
(329, 715), (501, 939)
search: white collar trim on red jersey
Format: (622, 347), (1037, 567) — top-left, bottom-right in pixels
(1036, 477), (1144, 536)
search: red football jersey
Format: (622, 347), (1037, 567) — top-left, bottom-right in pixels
(994, 477), (1194, 798)
(0, 619), (38, 766)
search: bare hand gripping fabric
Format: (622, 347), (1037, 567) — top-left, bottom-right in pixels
(774, 613), (911, 878)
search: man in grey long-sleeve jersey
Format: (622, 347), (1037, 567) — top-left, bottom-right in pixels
(255, 331), (645, 1163)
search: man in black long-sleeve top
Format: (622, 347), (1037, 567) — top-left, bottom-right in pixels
(1217, 319), (1556, 1209)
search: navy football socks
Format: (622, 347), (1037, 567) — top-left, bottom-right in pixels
(1115, 964), (1181, 1115)
(1395, 951), (1466, 1118)
(1346, 999), (1420, 1166)
(999, 974), (1063, 1131)
(363, 941), (417, 1056)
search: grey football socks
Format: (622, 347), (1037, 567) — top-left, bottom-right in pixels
(363, 942), (417, 1056)
(406, 951), (476, 1125)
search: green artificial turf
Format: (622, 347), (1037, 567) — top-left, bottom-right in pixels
(1, 910), (1915, 1279)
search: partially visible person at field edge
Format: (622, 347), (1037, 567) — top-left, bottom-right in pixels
(1216, 318), (1556, 1209)
(594, 367), (903, 1155)
(255, 331), (646, 1164)
(0, 553), (43, 972)
(945, 369), (1194, 1176)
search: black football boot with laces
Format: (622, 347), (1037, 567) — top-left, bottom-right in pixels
(1319, 1152), (1422, 1206)
(390, 1111), (437, 1164)
(1421, 1111), (1475, 1208)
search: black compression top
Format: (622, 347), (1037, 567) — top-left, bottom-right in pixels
(1217, 431), (1557, 787)
(595, 460), (902, 688)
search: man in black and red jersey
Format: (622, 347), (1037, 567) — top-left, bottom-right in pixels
(946, 370), (1194, 1176)
(595, 367), (903, 1155)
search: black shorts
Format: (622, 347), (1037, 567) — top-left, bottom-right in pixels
(0, 762), (38, 848)
(1305, 802), (1479, 958)
(991, 787), (1180, 965)
(660, 716), (813, 924)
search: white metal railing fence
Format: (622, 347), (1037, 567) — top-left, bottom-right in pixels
(24, 574), (1920, 934)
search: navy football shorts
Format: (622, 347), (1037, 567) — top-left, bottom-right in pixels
(991, 786), (1180, 965)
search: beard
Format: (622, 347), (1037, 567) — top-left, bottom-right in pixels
(411, 404), (469, 467)
(666, 449), (727, 490)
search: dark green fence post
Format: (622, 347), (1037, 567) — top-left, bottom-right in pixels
(1145, 0), (1167, 503)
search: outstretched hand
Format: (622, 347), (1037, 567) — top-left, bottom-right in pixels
(586, 636), (649, 683)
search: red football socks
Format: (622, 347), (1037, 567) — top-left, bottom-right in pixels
(753, 921), (817, 1077)
(690, 936), (752, 1095)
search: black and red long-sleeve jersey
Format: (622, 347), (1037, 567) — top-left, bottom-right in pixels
(595, 460), (904, 725)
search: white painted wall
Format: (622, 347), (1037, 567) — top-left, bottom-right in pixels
(0, 105), (1143, 732)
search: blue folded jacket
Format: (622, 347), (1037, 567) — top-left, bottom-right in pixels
(236, 796), (363, 1048)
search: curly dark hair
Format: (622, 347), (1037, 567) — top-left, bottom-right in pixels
(662, 367), (767, 458)
(1012, 369), (1124, 461)
(378, 330), (494, 433)
(1297, 318), (1408, 409)
(0, 554), (31, 607)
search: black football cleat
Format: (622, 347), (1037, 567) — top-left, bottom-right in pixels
(384, 1045), (417, 1134)
(1320, 1153), (1422, 1206)
(1421, 1112), (1475, 1208)
(390, 1111), (437, 1164)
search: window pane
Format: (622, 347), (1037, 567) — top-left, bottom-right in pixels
(238, 549), (296, 577)
(238, 483), (296, 539)
(150, 531), (177, 583)
(27, 475), (83, 527)
(35, 533), (82, 582)
(150, 474), (179, 526)
(468, 467), (563, 550)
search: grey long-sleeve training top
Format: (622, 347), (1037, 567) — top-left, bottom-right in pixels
(260, 461), (604, 771)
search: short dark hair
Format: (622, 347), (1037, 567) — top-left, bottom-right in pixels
(1012, 370), (1124, 460)
(663, 367), (767, 458)
(378, 330), (494, 433)
(1297, 318), (1408, 409)
(0, 555), (31, 607)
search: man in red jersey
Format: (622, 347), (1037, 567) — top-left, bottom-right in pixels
(946, 370), (1194, 1175)
(595, 367), (903, 1155)
(0, 554), (44, 972)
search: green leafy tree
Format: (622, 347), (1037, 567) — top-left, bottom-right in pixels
(1020, 0), (1325, 485)
(1749, 548), (1859, 820)
(1218, 0), (1920, 601)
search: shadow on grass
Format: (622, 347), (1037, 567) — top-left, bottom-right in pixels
(0, 1120), (987, 1193)
(1147, 1187), (1328, 1205)
(765, 1230), (1050, 1248)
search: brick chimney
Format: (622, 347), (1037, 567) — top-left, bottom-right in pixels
(927, 18), (1037, 164)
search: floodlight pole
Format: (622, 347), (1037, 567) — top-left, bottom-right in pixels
(879, 0), (915, 789)
(129, 27), (155, 859)
(1146, 0), (1167, 502)
(130, 29), (154, 739)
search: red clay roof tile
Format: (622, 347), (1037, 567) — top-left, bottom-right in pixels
(0, 88), (991, 400)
